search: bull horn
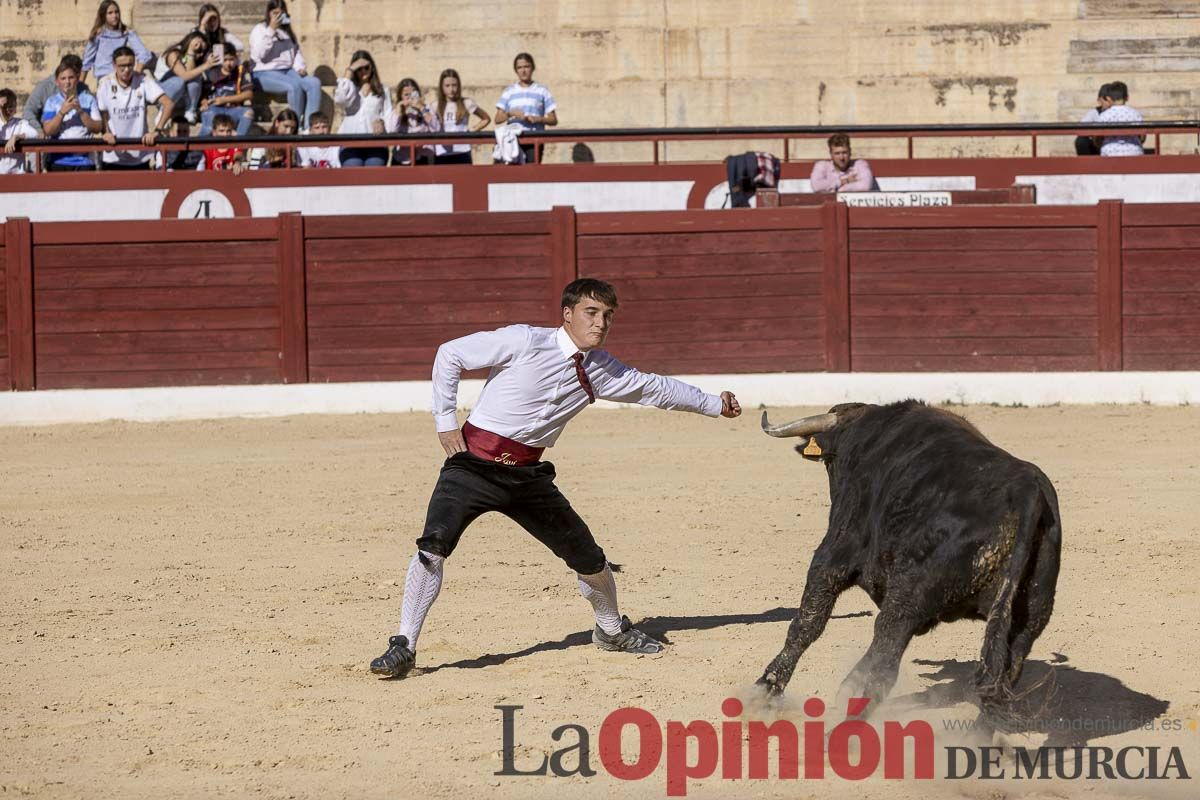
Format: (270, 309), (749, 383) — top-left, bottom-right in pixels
(760, 410), (839, 438)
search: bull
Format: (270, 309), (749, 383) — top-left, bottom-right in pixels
(757, 400), (1062, 726)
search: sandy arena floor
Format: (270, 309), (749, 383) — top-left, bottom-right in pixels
(2, 404), (1198, 799)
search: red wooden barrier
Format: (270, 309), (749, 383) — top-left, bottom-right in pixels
(4, 201), (1199, 392)
(30, 218), (283, 389)
(1121, 204), (1200, 370)
(577, 208), (827, 375)
(847, 206), (1101, 371)
(303, 211), (557, 382)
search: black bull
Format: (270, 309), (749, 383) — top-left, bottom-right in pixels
(757, 401), (1062, 724)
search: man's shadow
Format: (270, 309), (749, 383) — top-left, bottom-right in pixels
(416, 607), (873, 676)
(894, 655), (1170, 747)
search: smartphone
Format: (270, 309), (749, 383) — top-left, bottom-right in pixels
(279, 12), (291, 24)
(212, 43), (224, 61)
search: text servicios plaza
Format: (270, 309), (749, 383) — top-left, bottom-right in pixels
(494, 698), (1192, 796)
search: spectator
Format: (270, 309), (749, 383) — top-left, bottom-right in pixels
(157, 32), (218, 125)
(297, 111), (338, 167)
(1, 89), (41, 174)
(164, 117), (204, 170)
(82, 1), (152, 85)
(41, 60), (104, 172)
(386, 78), (437, 165)
(494, 52), (556, 164)
(334, 50), (390, 167)
(198, 113), (245, 173)
(250, 0), (322, 126)
(810, 133), (877, 193)
(433, 68), (490, 165)
(246, 107), (299, 168)
(96, 46), (175, 171)
(23, 54), (85, 134)
(1075, 83), (1111, 156)
(194, 4), (246, 56)
(1097, 81), (1144, 157)
(199, 48), (254, 136)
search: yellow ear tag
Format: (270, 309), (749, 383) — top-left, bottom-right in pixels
(803, 438), (823, 457)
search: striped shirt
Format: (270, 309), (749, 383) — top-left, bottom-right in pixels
(496, 81), (556, 132)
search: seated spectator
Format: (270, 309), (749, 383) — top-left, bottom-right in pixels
(297, 111), (338, 168)
(164, 117), (204, 170)
(195, 4), (246, 56)
(198, 113), (245, 173)
(433, 68), (490, 165)
(810, 133), (877, 193)
(1075, 82), (1111, 156)
(494, 52), (556, 164)
(23, 54), (85, 134)
(157, 32), (218, 124)
(1096, 82), (1144, 157)
(246, 108), (299, 168)
(1, 89), (41, 174)
(386, 78), (438, 165)
(97, 46), (175, 171)
(250, 0), (322, 127)
(334, 50), (390, 167)
(41, 60), (104, 172)
(199, 48), (254, 136)
(82, 1), (152, 85)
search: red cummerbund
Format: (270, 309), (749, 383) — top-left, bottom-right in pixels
(462, 421), (545, 466)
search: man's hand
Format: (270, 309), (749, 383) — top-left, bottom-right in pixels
(102, 131), (117, 145)
(438, 428), (467, 457)
(720, 391), (741, 418)
(4, 134), (20, 154)
(142, 130), (158, 147)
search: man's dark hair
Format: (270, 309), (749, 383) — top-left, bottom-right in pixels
(60, 54), (84, 75)
(827, 132), (851, 150)
(210, 113), (236, 131)
(1096, 82), (1111, 100)
(1102, 81), (1128, 103)
(562, 278), (618, 310)
(112, 45), (135, 62)
(307, 110), (330, 127)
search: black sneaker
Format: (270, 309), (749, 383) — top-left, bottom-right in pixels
(593, 615), (664, 655)
(370, 635), (416, 678)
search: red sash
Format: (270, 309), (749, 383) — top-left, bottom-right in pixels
(462, 421), (544, 466)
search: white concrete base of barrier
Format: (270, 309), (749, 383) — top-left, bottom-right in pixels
(2, 372), (1198, 426)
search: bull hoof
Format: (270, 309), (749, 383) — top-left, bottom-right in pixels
(756, 673), (785, 697)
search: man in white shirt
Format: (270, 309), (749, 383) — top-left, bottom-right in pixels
(370, 279), (742, 678)
(1, 89), (40, 174)
(1095, 81), (1144, 157)
(96, 46), (174, 170)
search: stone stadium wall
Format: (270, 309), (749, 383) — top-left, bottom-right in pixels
(2, 0), (1199, 160)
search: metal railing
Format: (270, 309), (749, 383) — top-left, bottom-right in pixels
(10, 120), (1200, 169)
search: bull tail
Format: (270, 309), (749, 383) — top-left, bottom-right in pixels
(975, 479), (1056, 727)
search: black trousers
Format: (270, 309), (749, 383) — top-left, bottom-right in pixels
(415, 452), (607, 575)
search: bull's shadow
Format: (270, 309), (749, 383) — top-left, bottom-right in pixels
(895, 654), (1169, 747)
(414, 607), (873, 676)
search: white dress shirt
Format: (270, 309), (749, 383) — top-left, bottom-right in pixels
(432, 325), (723, 447)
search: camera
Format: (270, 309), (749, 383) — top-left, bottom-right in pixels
(279, 12), (290, 24)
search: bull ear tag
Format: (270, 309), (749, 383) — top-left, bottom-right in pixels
(802, 438), (823, 457)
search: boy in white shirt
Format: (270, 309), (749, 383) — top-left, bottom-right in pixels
(97, 46), (175, 170)
(1, 89), (40, 174)
(297, 111), (340, 168)
(1096, 81), (1144, 157)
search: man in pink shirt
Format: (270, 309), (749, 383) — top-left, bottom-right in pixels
(810, 133), (877, 193)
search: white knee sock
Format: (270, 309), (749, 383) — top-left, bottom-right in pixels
(398, 550), (444, 651)
(578, 564), (622, 635)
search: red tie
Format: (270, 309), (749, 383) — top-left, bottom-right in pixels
(572, 352), (596, 404)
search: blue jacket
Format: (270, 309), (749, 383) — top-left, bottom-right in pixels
(83, 28), (154, 79)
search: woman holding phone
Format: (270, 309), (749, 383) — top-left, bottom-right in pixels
(250, 0), (323, 126)
(385, 77), (438, 165)
(156, 31), (218, 124)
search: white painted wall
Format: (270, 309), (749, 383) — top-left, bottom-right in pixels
(2, 372), (1196, 425)
(487, 181), (695, 211)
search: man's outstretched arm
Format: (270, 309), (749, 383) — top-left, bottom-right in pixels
(594, 356), (741, 419)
